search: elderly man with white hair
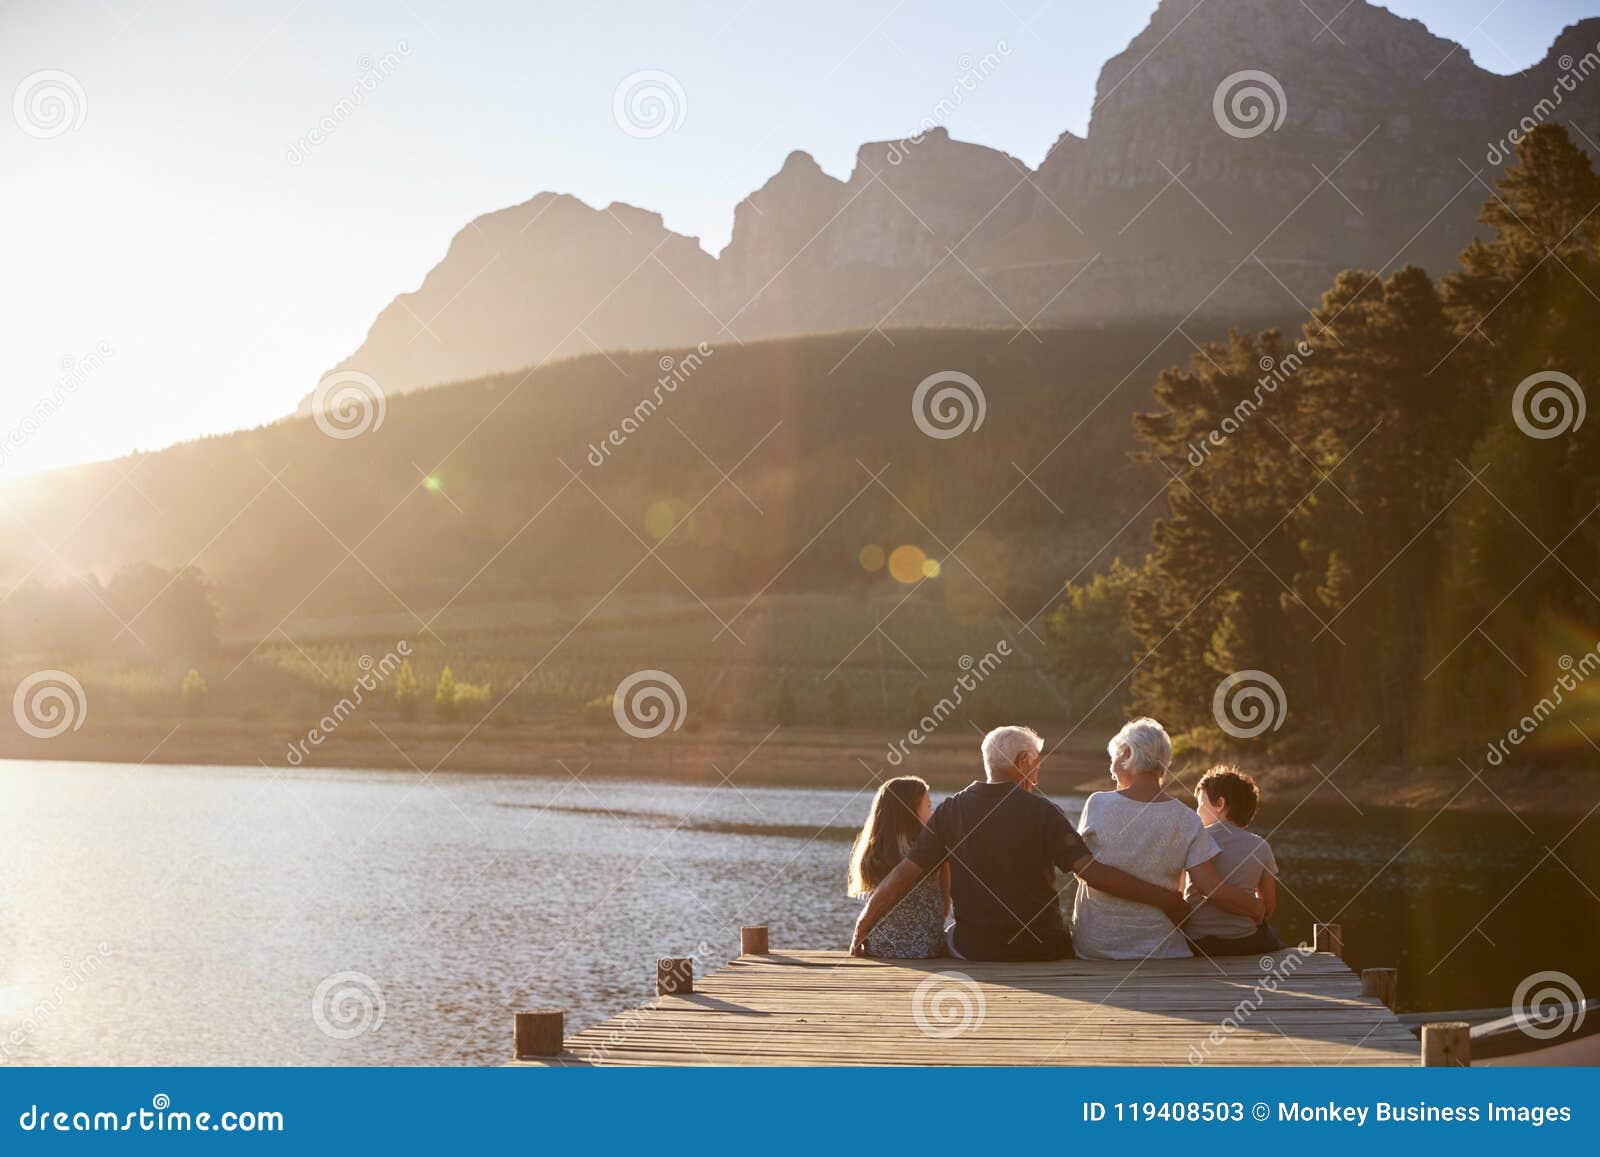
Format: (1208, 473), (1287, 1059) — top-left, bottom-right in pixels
(851, 724), (1190, 961)
(1070, 718), (1264, 959)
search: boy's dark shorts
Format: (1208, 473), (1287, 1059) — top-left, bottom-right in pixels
(1187, 924), (1287, 957)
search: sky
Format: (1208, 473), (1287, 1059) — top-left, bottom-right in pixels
(1, 0), (1595, 479)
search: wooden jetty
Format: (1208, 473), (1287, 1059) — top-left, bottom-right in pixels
(512, 923), (1467, 1067)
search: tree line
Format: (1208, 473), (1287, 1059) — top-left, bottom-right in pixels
(1051, 125), (1600, 766)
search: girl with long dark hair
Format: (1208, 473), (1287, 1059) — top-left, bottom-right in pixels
(847, 776), (947, 958)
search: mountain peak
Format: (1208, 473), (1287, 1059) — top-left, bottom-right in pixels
(778, 148), (826, 176)
(1544, 18), (1600, 69)
(1095, 0), (1486, 122)
(848, 125), (1028, 180)
(323, 2), (1600, 401)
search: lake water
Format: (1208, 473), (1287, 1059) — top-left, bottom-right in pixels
(1, 760), (1594, 1066)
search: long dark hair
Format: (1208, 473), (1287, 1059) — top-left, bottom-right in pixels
(847, 776), (930, 896)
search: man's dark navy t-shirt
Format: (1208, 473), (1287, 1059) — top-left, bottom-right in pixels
(907, 780), (1089, 961)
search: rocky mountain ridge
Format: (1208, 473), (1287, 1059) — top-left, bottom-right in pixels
(315, 0), (1600, 400)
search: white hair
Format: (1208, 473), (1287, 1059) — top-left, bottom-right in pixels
(982, 725), (1043, 779)
(1108, 717), (1171, 776)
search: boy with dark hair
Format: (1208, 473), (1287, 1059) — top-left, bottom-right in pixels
(1183, 766), (1286, 956)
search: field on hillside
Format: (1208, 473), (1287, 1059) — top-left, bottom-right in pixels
(0, 591), (1098, 735)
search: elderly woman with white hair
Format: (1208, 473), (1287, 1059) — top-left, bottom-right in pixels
(1071, 718), (1264, 959)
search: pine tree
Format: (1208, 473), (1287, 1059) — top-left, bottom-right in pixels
(1433, 125), (1600, 750)
(180, 667), (207, 717)
(1120, 124), (1600, 761)
(1047, 557), (1140, 725)
(1128, 328), (1301, 732)
(435, 666), (459, 722)
(395, 659), (419, 722)
(828, 677), (853, 727)
(774, 674), (797, 727)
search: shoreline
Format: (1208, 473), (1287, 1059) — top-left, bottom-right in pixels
(0, 719), (1590, 817)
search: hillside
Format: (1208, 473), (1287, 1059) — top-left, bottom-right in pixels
(0, 323), (1238, 632)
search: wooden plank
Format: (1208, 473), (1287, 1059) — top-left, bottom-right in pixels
(544, 948), (1415, 1068)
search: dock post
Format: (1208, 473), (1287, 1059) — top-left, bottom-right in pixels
(657, 957), (694, 996)
(1313, 922), (1343, 957)
(513, 1009), (564, 1059)
(741, 924), (769, 955)
(1421, 1021), (1471, 1067)
(1361, 967), (1397, 1009)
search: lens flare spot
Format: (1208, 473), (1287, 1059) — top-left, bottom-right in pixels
(858, 544), (885, 572)
(423, 475), (443, 492)
(888, 545), (927, 584)
(644, 500), (676, 540)
(921, 557), (942, 578)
